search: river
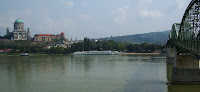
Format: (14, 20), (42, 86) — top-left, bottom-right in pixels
(0, 55), (200, 92)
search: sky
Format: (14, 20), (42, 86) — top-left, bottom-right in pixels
(0, 0), (191, 40)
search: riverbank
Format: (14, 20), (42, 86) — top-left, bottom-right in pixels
(0, 53), (71, 56)
(122, 52), (163, 55)
(0, 52), (165, 56)
(0, 53), (20, 56)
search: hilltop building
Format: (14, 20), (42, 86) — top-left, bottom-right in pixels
(33, 32), (67, 43)
(5, 18), (31, 40)
(0, 18), (79, 49)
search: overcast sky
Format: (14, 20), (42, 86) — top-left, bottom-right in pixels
(0, 0), (191, 40)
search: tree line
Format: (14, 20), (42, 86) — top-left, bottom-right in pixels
(0, 37), (165, 54)
(71, 38), (164, 53)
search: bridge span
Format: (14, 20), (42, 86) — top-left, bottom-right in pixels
(167, 0), (200, 84)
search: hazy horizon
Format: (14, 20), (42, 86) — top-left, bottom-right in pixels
(0, 0), (191, 40)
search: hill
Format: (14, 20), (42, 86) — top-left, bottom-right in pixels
(98, 30), (169, 45)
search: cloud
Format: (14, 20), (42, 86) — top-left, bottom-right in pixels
(176, 0), (187, 9)
(138, 0), (153, 5)
(61, 0), (74, 8)
(40, 17), (54, 33)
(81, 2), (87, 8)
(0, 9), (32, 28)
(112, 6), (129, 24)
(143, 0), (152, 3)
(140, 10), (163, 17)
(79, 15), (91, 21)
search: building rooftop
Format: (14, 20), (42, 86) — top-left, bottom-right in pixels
(15, 18), (23, 23)
(61, 32), (65, 35)
(36, 34), (54, 36)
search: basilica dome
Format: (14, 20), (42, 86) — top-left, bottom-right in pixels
(15, 18), (23, 23)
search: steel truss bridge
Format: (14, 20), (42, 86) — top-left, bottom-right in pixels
(168, 0), (200, 59)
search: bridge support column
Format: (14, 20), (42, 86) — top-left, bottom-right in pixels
(172, 53), (200, 84)
(166, 48), (177, 63)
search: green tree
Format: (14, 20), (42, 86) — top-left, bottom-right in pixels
(96, 41), (103, 51)
(90, 42), (96, 50)
(31, 47), (40, 53)
(3, 35), (12, 39)
(49, 47), (65, 54)
(117, 43), (126, 51)
(84, 37), (90, 51)
(71, 42), (84, 52)
(64, 48), (71, 54)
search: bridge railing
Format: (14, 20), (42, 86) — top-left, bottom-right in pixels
(168, 39), (200, 56)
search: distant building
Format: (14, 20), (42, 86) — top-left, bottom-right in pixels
(5, 18), (31, 40)
(47, 42), (71, 49)
(54, 42), (71, 48)
(0, 49), (12, 53)
(34, 34), (55, 42)
(27, 28), (31, 40)
(6, 28), (12, 35)
(75, 38), (78, 43)
(60, 32), (65, 40)
(70, 37), (78, 44)
(33, 32), (67, 43)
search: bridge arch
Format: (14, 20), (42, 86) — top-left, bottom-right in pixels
(168, 0), (200, 58)
(170, 23), (180, 39)
(179, 0), (200, 40)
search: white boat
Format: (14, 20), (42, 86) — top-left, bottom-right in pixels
(20, 53), (29, 56)
(74, 51), (121, 55)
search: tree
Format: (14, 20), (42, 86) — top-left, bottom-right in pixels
(71, 42), (84, 52)
(31, 46), (40, 53)
(49, 47), (65, 54)
(3, 35), (12, 39)
(96, 41), (103, 51)
(84, 37), (90, 51)
(90, 42), (96, 50)
(64, 48), (71, 54)
(117, 44), (126, 51)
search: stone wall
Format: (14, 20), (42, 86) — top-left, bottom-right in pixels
(34, 36), (54, 42)
(172, 67), (200, 84)
(177, 54), (199, 69)
(0, 39), (13, 43)
(166, 48), (177, 63)
(172, 54), (200, 84)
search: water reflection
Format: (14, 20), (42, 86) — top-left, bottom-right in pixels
(2, 55), (196, 92)
(115, 55), (167, 92)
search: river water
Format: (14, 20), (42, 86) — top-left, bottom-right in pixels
(0, 55), (200, 92)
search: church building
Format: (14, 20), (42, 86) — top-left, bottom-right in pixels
(6, 18), (31, 40)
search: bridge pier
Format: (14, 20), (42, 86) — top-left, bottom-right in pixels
(166, 48), (177, 63)
(171, 53), (200, 84)
(166, 47), (200, 84)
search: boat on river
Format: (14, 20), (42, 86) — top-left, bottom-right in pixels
(20, 53), (29, 56)
(74, 51), (121, 55)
